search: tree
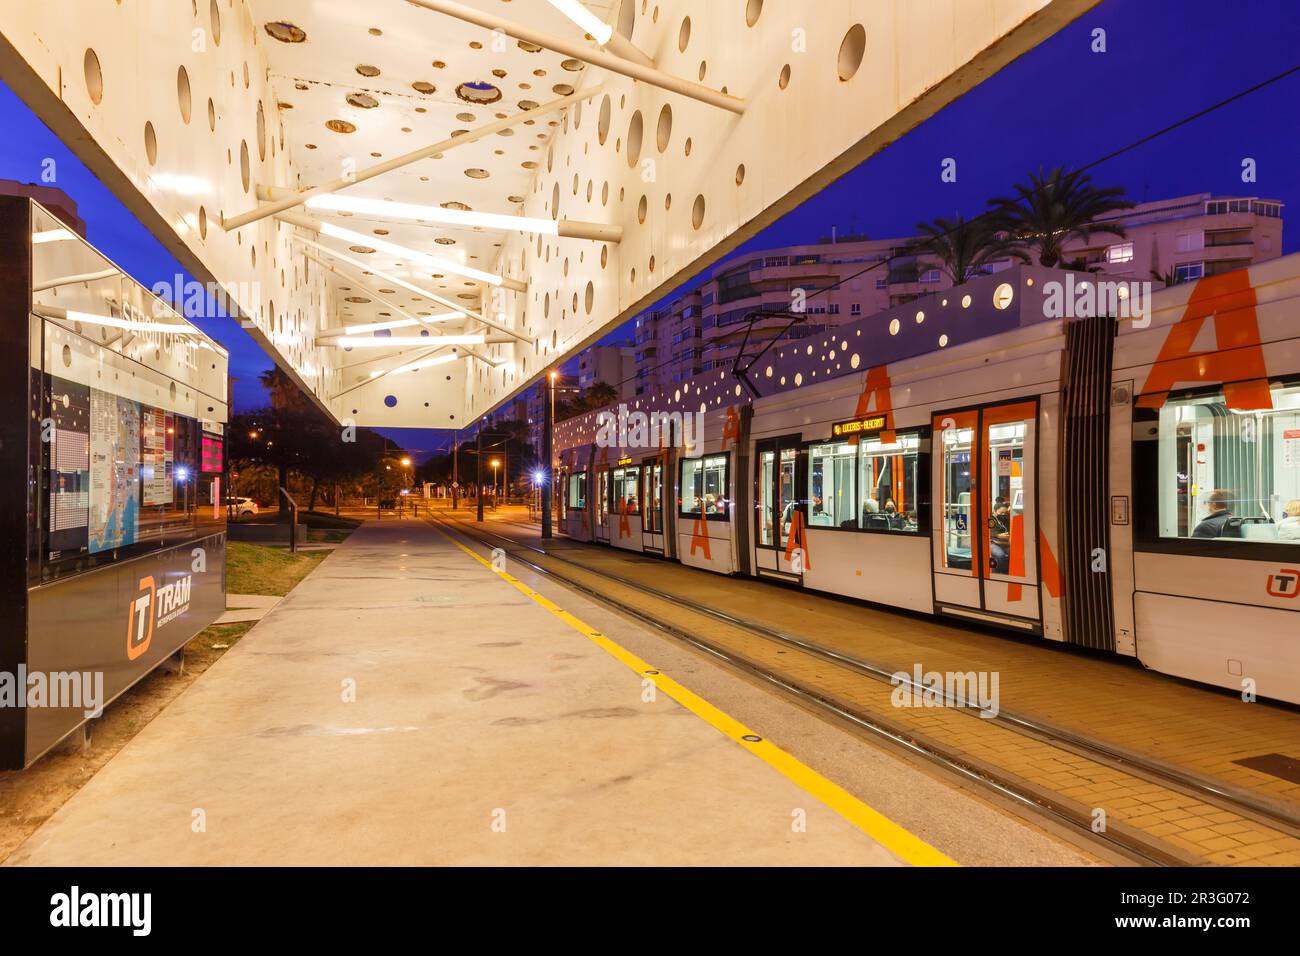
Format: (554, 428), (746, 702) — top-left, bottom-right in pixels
(907, 214), (1027, 284)
(584, 381), (619, 410)
(259, 366), (316, 414)
(988, 166), (1134, 268)
(554, 381), (620, 421)
(233, 366), (398, 515)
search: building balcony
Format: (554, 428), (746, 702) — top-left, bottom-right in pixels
(1204, 233), (1255, 250)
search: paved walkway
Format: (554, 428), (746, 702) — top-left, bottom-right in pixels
(215, 593), (282, 625)
(7, 519), (935, 866)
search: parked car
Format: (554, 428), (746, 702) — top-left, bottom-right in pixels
(225, 496), (259, 520)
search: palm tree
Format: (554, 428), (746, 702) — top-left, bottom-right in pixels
(907, 214), (1027, 284)
(583, 381), (620, 410)
(988, 166), (1134, 268)
(258, 366), (314, 412)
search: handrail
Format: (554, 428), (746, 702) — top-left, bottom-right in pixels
(280, 486), (299, 553)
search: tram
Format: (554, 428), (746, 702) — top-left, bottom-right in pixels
(554, 258), (1300, 705)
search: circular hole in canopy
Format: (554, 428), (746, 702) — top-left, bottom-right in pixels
(456, 81), (502, 104)
(655, 104), (672, 152)
(838, 24), (867, 81)
(84, 49), (103, 104)
(177, 66), (192, 123)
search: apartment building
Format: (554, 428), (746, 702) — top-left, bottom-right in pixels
(627, 193), (1283, 396)
(1063, 193), (1283, 283)
(577, 344), (637, 397)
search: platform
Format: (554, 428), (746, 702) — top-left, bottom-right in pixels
(5, 519), (972, 867)
(427, 507), (1300, 866)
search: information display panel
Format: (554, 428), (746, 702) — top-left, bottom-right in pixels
(1, 198), (231, 768)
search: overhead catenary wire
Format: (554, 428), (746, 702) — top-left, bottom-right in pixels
(590, 61), (1300, 397)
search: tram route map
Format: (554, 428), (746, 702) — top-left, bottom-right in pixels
(88, 389), (139, 554)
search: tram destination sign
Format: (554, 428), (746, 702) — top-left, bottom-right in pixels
(831, 415), (888, 439)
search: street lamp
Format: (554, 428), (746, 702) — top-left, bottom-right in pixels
(491, 458), (501, 503)
(399, 456), (414, 516)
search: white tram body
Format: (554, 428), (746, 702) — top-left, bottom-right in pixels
(553, 258), (1300, 704)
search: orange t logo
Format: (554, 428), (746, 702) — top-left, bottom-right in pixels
(127, 575), (155, 660)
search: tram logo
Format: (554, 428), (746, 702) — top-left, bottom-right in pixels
(1265, 569), (1300, 599)
(126, 573), (194, 660)
(126, 576), (156, 661)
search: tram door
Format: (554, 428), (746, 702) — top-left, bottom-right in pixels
(931, 401), (1040, 625)
(594, 469), (610, 543)
(754, 436), (806, 579)
(642, 459), (664, 553)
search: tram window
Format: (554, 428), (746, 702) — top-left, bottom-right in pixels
(805, 433), (924, 533)
(808, 443), (856, 527)
(860, 433), (923, 533)
(987, 422), (1026, 574)
(941, 425), (976, 569)
(778, 448), (798, 542)
(568, 472), (587, 510)
(611, 466), (641, 516)
(681, 454), (729, 520)
(644, 463), (663, 532)
(1152, 384), (1300, 545)
(759, 450), (775, 544)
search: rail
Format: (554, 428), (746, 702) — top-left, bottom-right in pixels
(428, 511), (1300, 867)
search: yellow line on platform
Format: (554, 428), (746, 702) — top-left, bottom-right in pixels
(438, 527), (957, 868)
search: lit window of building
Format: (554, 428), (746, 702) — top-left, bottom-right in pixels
(1105, 242), (1134, 263)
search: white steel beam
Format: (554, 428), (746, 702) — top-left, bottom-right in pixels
(260, 187), (624, 243)
(545, 0), (655, 67)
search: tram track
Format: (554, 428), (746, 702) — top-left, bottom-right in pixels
(430, 511), (1300, 867)
(466, 518), (1300, 830)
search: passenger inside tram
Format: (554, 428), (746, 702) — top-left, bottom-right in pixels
(1281, 500), (1300, 540)
(882, 498), (905, 531)
(862, 497), (888, 530)
(989, 497), (1013, 573)
(1191, 489), (1243, 538)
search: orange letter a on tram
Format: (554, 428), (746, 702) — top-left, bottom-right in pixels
(1136, 271), (1272, 411)
(853, 365), (896, 443)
